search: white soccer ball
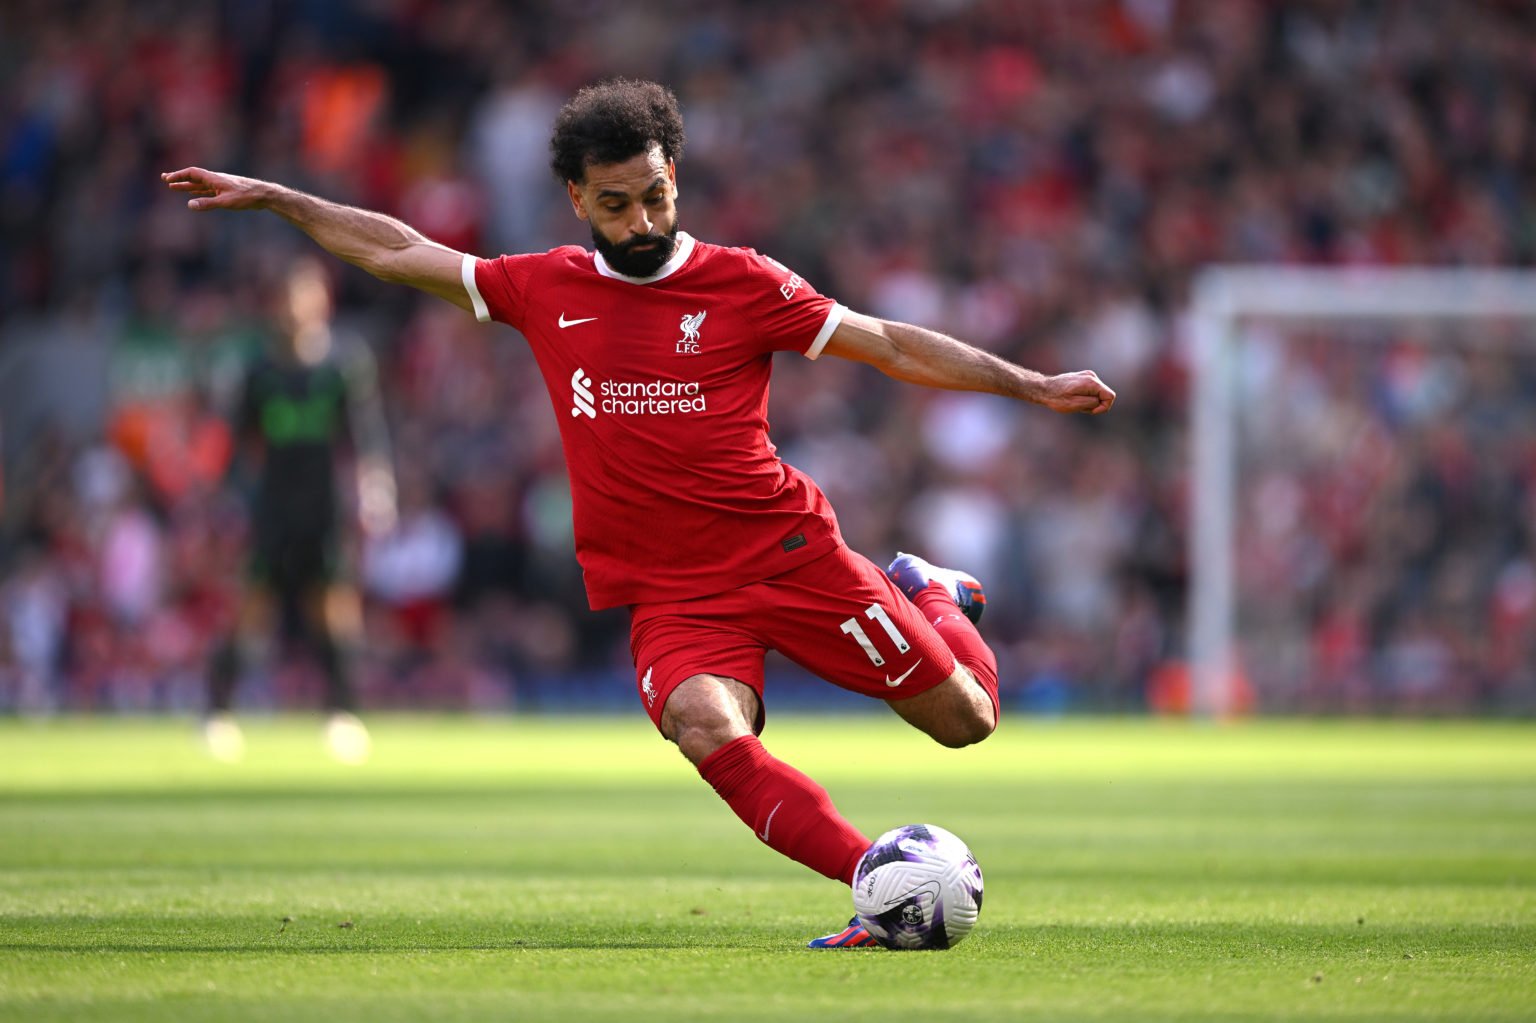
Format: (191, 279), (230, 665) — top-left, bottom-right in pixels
(852, 823), (983, 950)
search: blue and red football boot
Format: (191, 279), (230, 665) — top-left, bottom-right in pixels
(807, 916), (879, 949)
(886, 552), (987, 625)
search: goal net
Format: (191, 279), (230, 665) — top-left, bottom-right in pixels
(1188, 267), (1536, 716)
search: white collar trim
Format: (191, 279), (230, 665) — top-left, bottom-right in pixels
(593, 231), (696, 284)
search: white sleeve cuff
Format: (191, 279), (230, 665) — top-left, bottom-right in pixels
(804, 303), (847, 360)
(462, 253), (490, 323)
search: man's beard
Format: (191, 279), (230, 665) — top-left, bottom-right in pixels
(592, 219), (680, 278)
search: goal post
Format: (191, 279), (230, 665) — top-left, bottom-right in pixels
(1188, 266), (1536, 717)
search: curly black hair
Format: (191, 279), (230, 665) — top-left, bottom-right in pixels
(549, 79), (686, 185)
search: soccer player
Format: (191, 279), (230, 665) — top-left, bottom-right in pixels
(202, 257), (396, 765)
(163, 79), (1114, 944)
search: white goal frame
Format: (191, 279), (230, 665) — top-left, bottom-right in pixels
(1188, 266), (1536, 716)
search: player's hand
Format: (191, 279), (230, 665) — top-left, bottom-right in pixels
(1039, 370), (1116, 415)
(357, 459), (399, 537)
(161, 167), (272, 212)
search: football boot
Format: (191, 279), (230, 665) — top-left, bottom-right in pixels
(807, 915), (879, 949)
(886, 552), (987, 625)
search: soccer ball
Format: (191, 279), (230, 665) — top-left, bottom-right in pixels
(852, 823), (983, 950)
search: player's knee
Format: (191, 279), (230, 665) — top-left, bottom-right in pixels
(660, 674), (758, 765)
(320, 585), (363, 638)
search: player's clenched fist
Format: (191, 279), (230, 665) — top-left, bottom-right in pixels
(161, 168), (272, 211)
(1039, 370), (1116, 415)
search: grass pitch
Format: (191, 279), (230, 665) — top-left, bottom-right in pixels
(0, 716), (1532, 1022)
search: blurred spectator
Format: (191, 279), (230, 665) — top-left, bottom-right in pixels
(362, 464), (465, 702)
(0, 545), (69, 713)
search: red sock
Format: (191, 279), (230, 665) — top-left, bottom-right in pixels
(912, 583), (1001, 725)
(698, 735), (869, 885)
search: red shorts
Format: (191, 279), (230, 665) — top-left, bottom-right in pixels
(628, 544), (958, 731)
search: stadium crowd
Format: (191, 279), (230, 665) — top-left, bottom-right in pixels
(2, 0), (1534, 715)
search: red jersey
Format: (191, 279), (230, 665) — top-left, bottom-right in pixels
(464, 232), (849, 609)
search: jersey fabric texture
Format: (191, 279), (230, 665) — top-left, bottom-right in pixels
(467, 232), (849, 610)
(629, 543), (960, 732)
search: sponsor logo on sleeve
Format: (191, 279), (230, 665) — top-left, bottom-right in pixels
(764, 255), (805, 300)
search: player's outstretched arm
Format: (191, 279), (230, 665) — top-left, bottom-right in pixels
(822, 309), (1115, 415)
(161, 167), (473, 313)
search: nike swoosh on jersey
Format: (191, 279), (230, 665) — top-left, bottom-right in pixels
(885, 659), (923, 688)
(558, 313), (598, 328)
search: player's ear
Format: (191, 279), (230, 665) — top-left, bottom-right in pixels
(567, 180), (589, 222)
(667, 158), (678, 199)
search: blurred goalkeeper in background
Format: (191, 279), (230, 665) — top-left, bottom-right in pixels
(203, 257), (396, 764)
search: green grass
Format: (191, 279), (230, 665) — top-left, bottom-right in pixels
(1, 716), (1532, 1022)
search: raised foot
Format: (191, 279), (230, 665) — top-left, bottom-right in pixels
(886, 552), (987, 625)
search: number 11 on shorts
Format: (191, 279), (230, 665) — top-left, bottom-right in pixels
(839, 603), (911, 667)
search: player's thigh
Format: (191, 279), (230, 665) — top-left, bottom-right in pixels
(762, 546), (955, 700)
(265, 521), (337, 578)
(629, 605), (767, 736)
(271, 530), (342, 633)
